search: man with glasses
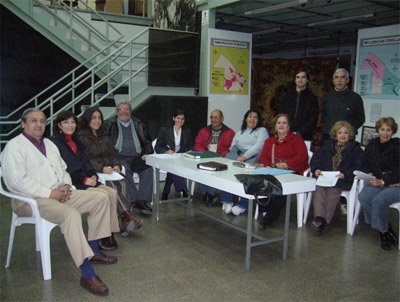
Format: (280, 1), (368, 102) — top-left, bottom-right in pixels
(193, 109), (235, 206)
(104, 101), (154, 215)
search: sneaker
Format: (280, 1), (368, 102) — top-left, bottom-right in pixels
(232, 205), (246, 216)
(340, 204), (347, 216)
(222, 203), (233, 214)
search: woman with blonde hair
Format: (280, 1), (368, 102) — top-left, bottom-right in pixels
(310, 121), (363, 233)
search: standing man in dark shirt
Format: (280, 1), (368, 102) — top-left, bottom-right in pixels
(321, 68), (365, 216)
(279, 69), (319, 145)
(321, 68), (365, 145)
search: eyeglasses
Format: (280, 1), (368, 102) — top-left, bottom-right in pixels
(117, 108), (130, 112)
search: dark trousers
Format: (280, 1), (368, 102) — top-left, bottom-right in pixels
(260, 195), (287, 222)
(162, 173), (187, 195)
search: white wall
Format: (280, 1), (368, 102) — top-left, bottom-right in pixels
(207, 29), (252, 132)
(354, 24), (400, 141)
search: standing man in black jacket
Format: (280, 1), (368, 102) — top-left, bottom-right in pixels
(279, 69), (319, 145)
(321, 68), (365, 145)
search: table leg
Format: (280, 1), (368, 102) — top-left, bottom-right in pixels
(154, 168), (160, 222)
(245, 198), (254, 270)
(187, 180), (193, 218)
(283, 194), (291, 260)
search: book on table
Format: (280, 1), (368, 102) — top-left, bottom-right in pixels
(184, 151), (222, 159)
(197, 161), (228, 171)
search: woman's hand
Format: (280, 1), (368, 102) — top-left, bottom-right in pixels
(275, 162), (289, 170)
(365, 178), (384, 187)
(85, 177), (97, 186)
(165, 150), (174, 154)
(336, 173), (345, 179)
(236, 155), (246, 162)
(314, 169), (322, 177)
(102, 166), (113, 174)
(113, 166), (120, 173)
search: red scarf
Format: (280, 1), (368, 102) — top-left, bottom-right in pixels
(65, 134), (77, 154)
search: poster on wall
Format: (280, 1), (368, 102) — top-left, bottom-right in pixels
(356, 35), (400, 99)
(210, 38), (249, 94)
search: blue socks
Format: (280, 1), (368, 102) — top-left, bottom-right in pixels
(80, 258), (96, 282)
(88, 240), (101, 256)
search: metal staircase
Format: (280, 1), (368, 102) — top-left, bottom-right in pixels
(0, 0), (124, 68)
(0, 0), (151, 148)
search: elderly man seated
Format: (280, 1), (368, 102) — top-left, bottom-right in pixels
(1, 108), (116, 296)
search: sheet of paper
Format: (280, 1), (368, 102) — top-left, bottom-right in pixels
(354, 170), (376, 180)
(316, 171), (340, 187)
(97, 171), (124, 181)
(250, 168), (294, 176)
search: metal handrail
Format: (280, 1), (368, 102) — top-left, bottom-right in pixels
(32, 0), (123, 51)
(0, 28), (149, 140)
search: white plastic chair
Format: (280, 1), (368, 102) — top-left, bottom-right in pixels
(303, 175), (361, 233)
(254, 150), (313, 228)
(350, 180), (400, 249)
(0, 167), (58, 280)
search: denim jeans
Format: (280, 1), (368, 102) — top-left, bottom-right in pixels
(358, 184), (400, 232)
(220, 191), (248, 210)
(198, 184), (216, 196)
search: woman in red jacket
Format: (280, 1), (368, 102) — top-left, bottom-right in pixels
(258, 114), (309, 229)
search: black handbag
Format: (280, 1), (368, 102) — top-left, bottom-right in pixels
(235, 174), (283, 206)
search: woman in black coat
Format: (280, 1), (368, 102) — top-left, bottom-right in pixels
(155, 109), (193, 200)
(51, 110), (139, 250)
(310, 121), (363, 233)
(358, 117), (399, 251)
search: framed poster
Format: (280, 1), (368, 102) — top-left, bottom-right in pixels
(361, 126), (379, 146)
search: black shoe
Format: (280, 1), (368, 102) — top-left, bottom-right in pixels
(161, 192), (169, 200)
(311, 216), (326, 234)
(259, 215), (273, 230)
(132, 200), (152, 215)
(206, 192), (219, 207)
(181, 190), (189, 198)
(379, 231), (393, 251)
(387, 224), (398, 246)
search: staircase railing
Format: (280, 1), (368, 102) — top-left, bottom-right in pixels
(0, 28), (149, 146)
(33, 0), (123, 53)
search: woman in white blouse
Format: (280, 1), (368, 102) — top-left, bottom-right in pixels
(222, 109), (269, 215)
(155, 109), (193, 200)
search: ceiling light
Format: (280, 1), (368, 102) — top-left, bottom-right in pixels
(284, 35), (330, 43)
(244, 0), (308, 15)
(307, 13), (374, 27)
(252, 27), (282, 35)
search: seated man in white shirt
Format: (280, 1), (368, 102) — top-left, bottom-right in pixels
(1, 108), (117, 296)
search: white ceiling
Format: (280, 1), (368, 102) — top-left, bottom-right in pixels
(214, 0), (400, 55)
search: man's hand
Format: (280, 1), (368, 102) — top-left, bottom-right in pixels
(142, 155), (147, 161)
(113, 166), (121, 173)
(165, 150), (174, 154)
(50, 186), (71, 203)
(315, 169), (322, 177)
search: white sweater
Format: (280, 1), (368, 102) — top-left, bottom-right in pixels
(1, 134), (72, 199)
(230, 127), (269, 160)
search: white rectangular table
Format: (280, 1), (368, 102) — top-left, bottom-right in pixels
(147, 154), (316, 270)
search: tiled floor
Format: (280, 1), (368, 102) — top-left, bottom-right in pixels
(1, 191), (399, 301)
